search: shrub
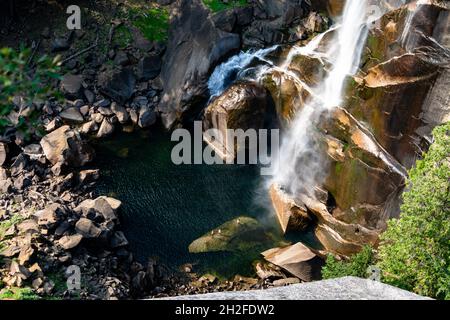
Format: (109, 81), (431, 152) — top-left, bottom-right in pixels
(0, 47), (61, 140)
(321, 246), (374, 279)
(0, 287), (40, 300)
(377, 122), (450, 299)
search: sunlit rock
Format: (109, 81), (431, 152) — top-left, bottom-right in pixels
(262, 242), (324, 282)
(203, 82), (268, 162)
(40, 125), (94, 169)
(300, 195), (380, 256)
(269, 183), (311, 234)
(261, 54), (324, 126)
(188, 216), (270, 253)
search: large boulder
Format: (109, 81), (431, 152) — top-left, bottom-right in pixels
(137, 55), (162, 81)
(188, 216), (270, 253)
(60, 74), (83, 99)
(0, 142), (7, 166)
(202, 82), (269, 161)
(159, 0), (241, 128)
(98, 67), (136, 104)
(269, 183), (311, 233)
(75, 218), (102, 238)
(261, 53), (324, 127)
(74, 196), (122, 222)
(40, 125), (94, 168)
(262, 242), (324, 282)
(58, 234), (83, 250)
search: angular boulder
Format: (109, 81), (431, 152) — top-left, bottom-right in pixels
(60, 107), (84, 123)
(203, 82), (268, 161)
(58, 234), (83, 250)
(40, 125), (94, 168)
(98, 67), (136, 104)
(137, 55), (162, 81)
(269, 183), (311, 234)
(262, 242), (324, 282)
(75, 218), (102, 238)
(74, 196), (122, 222)
(60, 74), (83, 99)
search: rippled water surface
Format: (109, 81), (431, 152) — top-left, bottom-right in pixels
(94, 130), (281, 277)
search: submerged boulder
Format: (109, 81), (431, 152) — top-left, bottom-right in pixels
(188, 216), (269, 253)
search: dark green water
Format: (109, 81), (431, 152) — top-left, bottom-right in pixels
(94, 129), (282, 278)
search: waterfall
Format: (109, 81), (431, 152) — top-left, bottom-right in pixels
(269, 0), (372, 198)
(207, 45), (278, 99)
(400, 0), (429, 51)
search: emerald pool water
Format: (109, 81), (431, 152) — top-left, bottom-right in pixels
(94, 129), (283, 278)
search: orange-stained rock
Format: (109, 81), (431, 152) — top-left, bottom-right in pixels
(269, 183), (312, 234)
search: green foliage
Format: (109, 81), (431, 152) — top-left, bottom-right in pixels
(203, 0), (248, 12)
(0, 47), (61, 139)
(0, 287), (40, 300)
(131, 7), (169, 42)
(47, 272), (67, 295)
(377, 122), (450, 299)
(114, 25), (134, 49)
(0, 215), (24, 265)
(322, 246), (374, 279)
(0, 214), (24, 241)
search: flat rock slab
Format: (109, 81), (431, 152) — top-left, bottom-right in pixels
(161, 277), (430, 300)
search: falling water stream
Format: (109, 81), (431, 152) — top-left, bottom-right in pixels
(269, 0), (371, 198)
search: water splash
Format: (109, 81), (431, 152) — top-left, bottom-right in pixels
(207, 46), (278, 99)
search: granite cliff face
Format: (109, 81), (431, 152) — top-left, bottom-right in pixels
(202, 0), (450, 257)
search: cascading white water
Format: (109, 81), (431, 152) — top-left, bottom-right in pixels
(207, 45), (278, 99)
(269, 0), (372, 198)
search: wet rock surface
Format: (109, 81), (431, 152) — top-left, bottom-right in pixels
(203, 82), (269, 161)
